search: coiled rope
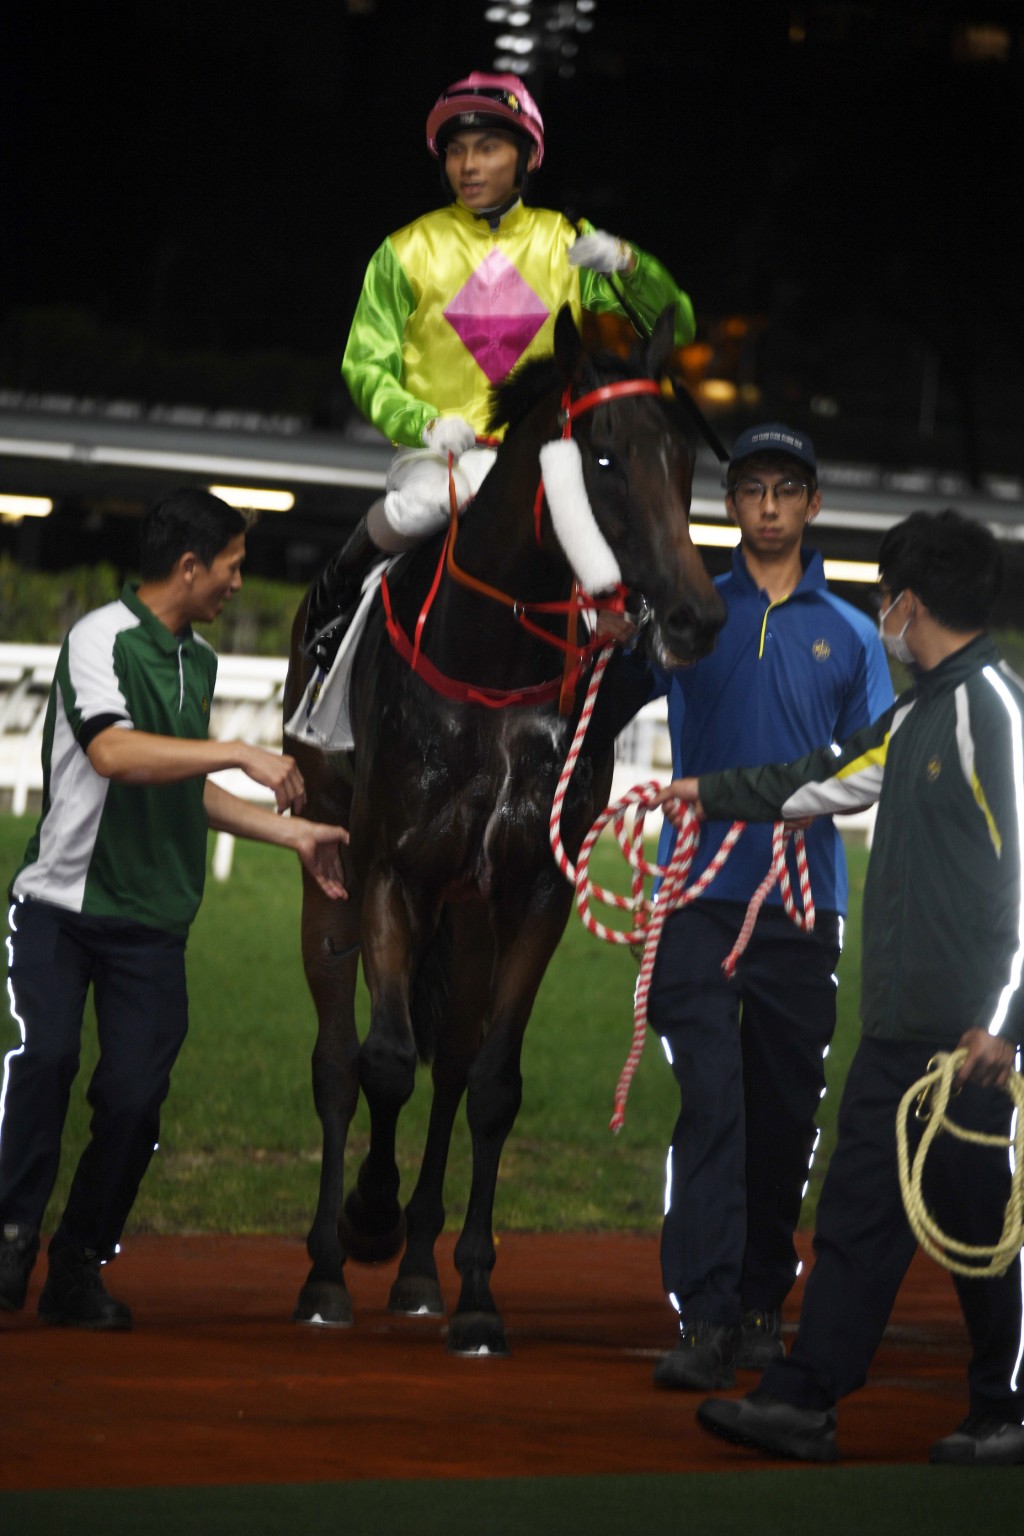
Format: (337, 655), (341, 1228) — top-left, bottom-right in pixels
(550, 644), (814, 1132)
(896, 1048), (1024, 1277)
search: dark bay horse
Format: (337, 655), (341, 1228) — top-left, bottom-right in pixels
(283, 306), (725, 1353)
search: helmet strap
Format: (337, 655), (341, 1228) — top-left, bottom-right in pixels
(515, 140), (532, 201)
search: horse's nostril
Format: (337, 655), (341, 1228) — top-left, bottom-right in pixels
(659, 603), (723, 664)
(665, 604), (700, 642)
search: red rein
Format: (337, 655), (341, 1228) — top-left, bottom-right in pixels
(381, 377), (661, 712)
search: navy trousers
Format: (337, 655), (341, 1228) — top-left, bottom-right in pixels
(763, 1035), (1024, 1422)
(648, 900), (841, 1326)
(1, 897), (189, 1259)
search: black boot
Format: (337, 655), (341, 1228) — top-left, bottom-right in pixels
(0, 1222), (40, 1311)
(304, 515), (382, 668)
(38, 1241), (133, 1330)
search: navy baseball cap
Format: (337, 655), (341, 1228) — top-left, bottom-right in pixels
(728, 423), (817, 476)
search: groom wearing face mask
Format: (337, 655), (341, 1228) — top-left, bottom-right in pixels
(877, 588), (916, 666)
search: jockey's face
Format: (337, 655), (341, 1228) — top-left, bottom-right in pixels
(445, 128), (535, 212)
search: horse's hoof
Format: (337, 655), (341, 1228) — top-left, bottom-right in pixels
(388, 1274), (445, 1317)
(339, 1192), (407, 1264)
(446, 1311), (509, 1357)
(292, 1280), (353, 1328)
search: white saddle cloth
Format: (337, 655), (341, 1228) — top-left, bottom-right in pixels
(284, 558), (394, 751)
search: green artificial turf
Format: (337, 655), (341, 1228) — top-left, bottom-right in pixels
(1, 812), (866, 1238)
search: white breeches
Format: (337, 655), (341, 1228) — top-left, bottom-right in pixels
(367, 446), (498, 552)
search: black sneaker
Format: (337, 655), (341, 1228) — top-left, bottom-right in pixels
(698, 1388), (839, 1462)
(0, 1223), (40, 1311)
(929, 1414), (1024, 1467)
(653, 1320), (738, 1391)
(38, 1244), (132, 1331)
(734, 1307), (785, 1370)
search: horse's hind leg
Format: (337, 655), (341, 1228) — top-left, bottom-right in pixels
(388, 907), (491, 1318)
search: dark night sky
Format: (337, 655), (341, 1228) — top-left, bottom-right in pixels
(2, 1), (1021, 472)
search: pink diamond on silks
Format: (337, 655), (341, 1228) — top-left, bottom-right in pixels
(444, 248), (550, 383)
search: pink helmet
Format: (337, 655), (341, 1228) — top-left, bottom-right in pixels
(426, 72), (545, 167)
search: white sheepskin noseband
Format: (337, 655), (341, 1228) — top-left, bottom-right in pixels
(538, 438), (622, 595)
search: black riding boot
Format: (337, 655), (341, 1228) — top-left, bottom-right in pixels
(304, 515), (382, 667)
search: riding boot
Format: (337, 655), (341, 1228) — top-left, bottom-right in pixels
(304, 515), (382, 667)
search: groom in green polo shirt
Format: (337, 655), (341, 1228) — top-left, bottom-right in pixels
(1, 487), (348, 1329)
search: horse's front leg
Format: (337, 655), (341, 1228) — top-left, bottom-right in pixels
(389, 905), (491, 1318)
(341, 866), (426, 1261)
(448, 903), (569, 1356)
(293, 864), (362, 1326)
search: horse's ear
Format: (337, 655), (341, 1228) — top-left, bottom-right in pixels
(554, 304), (584, 382)
(645, 305), (677, 380)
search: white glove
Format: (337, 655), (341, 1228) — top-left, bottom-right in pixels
(422, 416), (476, 456)
(568, 230), (635, 274)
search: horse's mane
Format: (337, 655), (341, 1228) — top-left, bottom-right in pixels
(488, 346), (637, 437)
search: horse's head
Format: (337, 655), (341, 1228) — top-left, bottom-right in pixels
(542, 306), (726, 667)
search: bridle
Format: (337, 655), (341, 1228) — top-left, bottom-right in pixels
(380, 374), (664, 712)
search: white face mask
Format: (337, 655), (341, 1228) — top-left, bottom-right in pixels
(878, 591), (914, 664)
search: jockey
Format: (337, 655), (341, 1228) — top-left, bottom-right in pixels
(306, 70), (696, 658)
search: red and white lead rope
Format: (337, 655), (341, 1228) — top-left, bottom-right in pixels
(550, 644), (814, 1132)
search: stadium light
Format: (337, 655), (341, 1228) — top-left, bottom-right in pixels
(690, 522), (739, 548)
(0, 493), (53, 522)
(821, 559), (879, 584)
(207, 485), (295, 513)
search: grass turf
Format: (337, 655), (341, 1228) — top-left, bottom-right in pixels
(1, 811), (866, 1237)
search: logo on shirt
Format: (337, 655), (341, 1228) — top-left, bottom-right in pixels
(926, 756), (942, 782)
(812, 639), (831, 661)
(201, 695), (210, 717)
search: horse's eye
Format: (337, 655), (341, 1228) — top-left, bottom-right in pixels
(597, 456), (615, 471)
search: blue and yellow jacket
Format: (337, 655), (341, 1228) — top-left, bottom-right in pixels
(653, 546), (893, 914)
(697, 634), (1024, 1046)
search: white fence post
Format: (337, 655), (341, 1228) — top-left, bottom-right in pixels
(1, 648), (876, 868)
(0, 644), (291, 880)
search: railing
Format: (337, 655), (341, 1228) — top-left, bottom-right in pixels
(0, 645), (874, 879)
(0, 644), (290, 880)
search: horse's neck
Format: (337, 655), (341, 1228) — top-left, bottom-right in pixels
(454, 465), (567, 598)
(454, 401), (570, 595)
(420, 422), (578, 688)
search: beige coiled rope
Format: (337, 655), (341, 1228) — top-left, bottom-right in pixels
(897, 1048), (1024, 1277)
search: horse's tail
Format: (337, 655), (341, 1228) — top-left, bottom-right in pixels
(410, 907), (453, 1063)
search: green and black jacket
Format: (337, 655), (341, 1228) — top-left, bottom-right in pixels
(698, 635), (1024, 1049)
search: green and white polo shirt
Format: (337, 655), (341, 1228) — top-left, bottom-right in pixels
(11, 583), (217, 937)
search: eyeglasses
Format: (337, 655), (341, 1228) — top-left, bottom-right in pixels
(731, 479), (809, 507)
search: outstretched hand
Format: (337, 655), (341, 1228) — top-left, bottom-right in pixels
(295, 822), (350, 901)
